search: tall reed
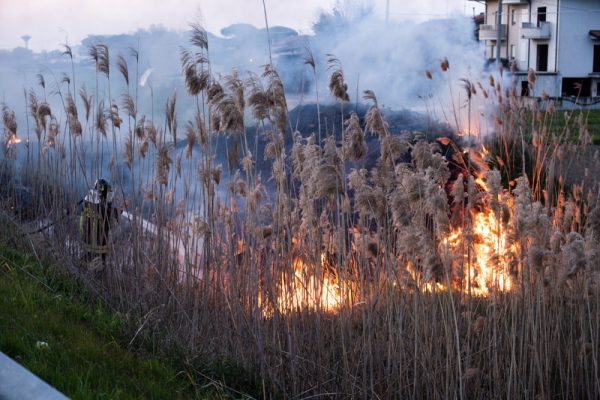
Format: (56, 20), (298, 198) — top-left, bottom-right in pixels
(1, 32), (599, 399)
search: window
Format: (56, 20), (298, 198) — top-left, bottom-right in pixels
(562, 78), (591, 97)
(511, 9), (516, 25)
(510, 44), (516, 59)
(491, 44), (496, 59)
(537, 7), (546, 26)
(537, 44), (548, 72)
(594, 45), (600, 73)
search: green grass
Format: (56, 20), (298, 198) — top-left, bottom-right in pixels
(547, 109), (600, 144)
(512, 108), (600, 145)
(0, 244), (239, 399)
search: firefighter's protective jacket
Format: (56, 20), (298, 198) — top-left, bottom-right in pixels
(79, 190), (117, 255)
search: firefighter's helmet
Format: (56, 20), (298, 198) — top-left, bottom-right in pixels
(94, 178), (111, 198)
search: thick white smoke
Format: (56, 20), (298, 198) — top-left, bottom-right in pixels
(305, 2), (485, 110)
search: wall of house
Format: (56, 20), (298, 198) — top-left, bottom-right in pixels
(557, 0), (600, 77)
(483, 0), (600, 102)
(527, 0), (559, 73)
(531, 74), (562, 97)
(507, 4), (529, 69)
(483, 1), (504, 59)
(483, 0), (559, 72)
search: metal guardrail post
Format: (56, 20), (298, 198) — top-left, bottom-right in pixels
(0, 352), (68, 400)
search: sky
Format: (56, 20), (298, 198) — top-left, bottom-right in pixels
(0, 0), (484, 52)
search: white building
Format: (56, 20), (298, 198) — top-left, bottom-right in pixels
(476, 0), (600, 105)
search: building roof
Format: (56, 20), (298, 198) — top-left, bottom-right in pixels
(590, 30), (600, 40)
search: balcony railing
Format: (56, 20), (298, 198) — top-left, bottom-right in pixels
(521, 21), (552, 40)
(479, 24), (508, 41)
(503, 0), (529, 4)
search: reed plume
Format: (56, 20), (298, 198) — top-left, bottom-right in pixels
(189, 22), (208, 50)
(122, 93), (136, 119)
(123, 136), (134, 170)
(135, 116), (146, 140)
(62, 44), (72, 59)
(46, 118), (59, 148)
(304, 46), (322, 142)
(165, 91), (177, 142)
(459, 79), (474, 100)
(36, 103), (51, 129)
(138, 139), (149, 159)
(342, 112), (367, 162)
(110, 102), (122, 129)
(2, 105), (17, 136)
(246, 75), (269, 122)
(214, 97), (244, 134)
(117, 54), (129, 85)
(95, 100), (107, 137)
(185, 122), (196, 159)
(79, 86), (93, 122)
(28, 90), (39, 118)
(262, 65), (288, 133)
(180, 47), (210, 96)
(146, 121), (157, 145)
(363, 90), (389, 138)
(528, 68), (536, 90)
(66, 93), (77, 119)
(95, 43), (110, 77)
(327, 55), (349, 102)
(224, 70), (245, 116)
(156, 141), (173, 186)
(207, 82), (225, 107)
(36, 74), (46, 91)
(440, 57), (449, 71)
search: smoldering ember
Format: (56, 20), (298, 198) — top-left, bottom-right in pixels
(1, 1), (600, 399)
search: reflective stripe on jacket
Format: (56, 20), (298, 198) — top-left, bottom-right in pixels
(80, 200), (112, 255)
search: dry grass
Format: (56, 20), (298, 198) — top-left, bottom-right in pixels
(0, 31), (599, 400)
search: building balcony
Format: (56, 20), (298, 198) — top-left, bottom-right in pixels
(479, 24), (507, 41)
(503, 0), (529, 4)
(521, 21), (552, 40)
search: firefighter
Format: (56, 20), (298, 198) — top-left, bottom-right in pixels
(80, 178), (118, 264)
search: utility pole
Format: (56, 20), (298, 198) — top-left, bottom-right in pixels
(496, 0), (503, 63)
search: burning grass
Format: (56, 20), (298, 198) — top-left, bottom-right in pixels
(1, 29), (600, 399)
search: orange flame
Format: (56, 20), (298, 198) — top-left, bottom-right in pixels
(282, 256), (342, 312)
(268, 144), (514, 315)
(443, 144), (514, 295)
(262, 255), (343, 317)
(444, 207), (514, 296)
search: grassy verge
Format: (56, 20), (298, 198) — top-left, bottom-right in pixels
(0, 244), (246, 399)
